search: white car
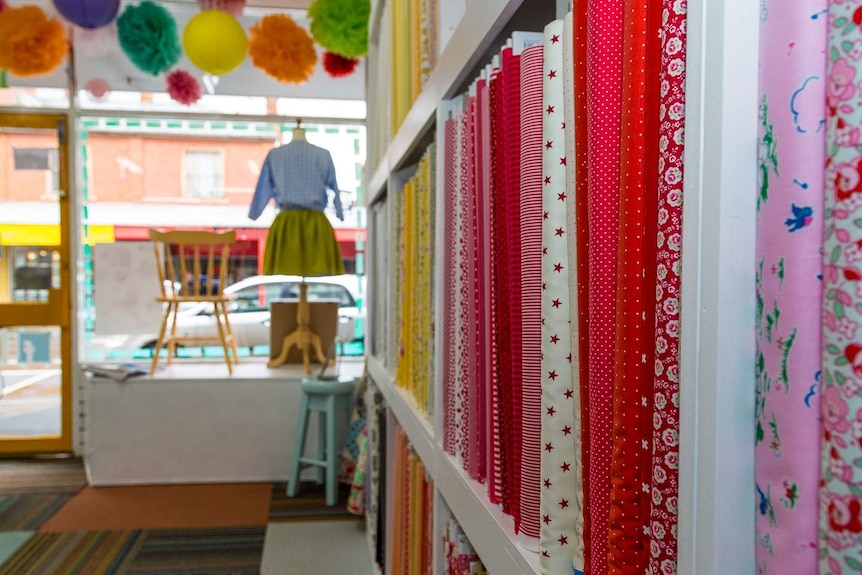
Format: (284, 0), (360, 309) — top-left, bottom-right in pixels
(91, 275), (366, 356)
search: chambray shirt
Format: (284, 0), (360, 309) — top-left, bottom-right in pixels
(248, 141), (344, 221)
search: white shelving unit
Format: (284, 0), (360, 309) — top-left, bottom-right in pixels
(363, 0), (759, 571)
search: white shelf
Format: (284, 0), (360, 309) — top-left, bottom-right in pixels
(367, 355), (436, 466)
(436, 451), (540, 575)
(363, 0), (527, 208)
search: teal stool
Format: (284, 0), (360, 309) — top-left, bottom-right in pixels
(287, 376), (357, 506)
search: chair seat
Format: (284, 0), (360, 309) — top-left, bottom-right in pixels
(301, 376), (357, 396)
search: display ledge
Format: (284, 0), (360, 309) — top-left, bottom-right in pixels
(364, 0), (528, 208)
(436, 451), (541, 575)
(367, 354), (436, 466)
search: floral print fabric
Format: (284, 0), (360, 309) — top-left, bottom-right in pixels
(821, 1), (862, 573)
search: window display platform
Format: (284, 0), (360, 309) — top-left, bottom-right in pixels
(83, 358), (364, 486)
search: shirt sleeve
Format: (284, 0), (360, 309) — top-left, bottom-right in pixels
(325, 152), (344, 221)
(248, 155), (274, 221)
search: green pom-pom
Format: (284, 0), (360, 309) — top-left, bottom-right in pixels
(307, 0), (370, 59)
(117, 1), (181, 76)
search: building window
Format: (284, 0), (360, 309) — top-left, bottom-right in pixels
(13, 147), (59, 197)
(183, 150), (224, 199)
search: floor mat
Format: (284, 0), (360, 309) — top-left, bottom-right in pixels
(0, 532), (32, 564)
(0, 530), (145, 575)
(39, 483), (271, 532)
(126, 526), (266, 575)
(260, 521), (372, 575)
(268, 482), (360, 523)
(0, 494), (72, 531)
(0, 458), (86, 495)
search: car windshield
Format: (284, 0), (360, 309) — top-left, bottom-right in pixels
(198, 280), (356, 315)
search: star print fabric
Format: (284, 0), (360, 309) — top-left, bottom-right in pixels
(539, 19), (580, 575)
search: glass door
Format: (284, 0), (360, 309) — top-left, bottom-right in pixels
(0, 113), (72, 454)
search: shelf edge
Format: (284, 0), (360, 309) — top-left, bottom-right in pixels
(367, 355), (436, 467)
(365, 159), (389, 207)
(435, 450), (540, 575)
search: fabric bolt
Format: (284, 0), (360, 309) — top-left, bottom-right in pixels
(608, 0), (657, 570)
(347, 429), (368, 515)
(539, 20), (578, 575)
(456, 106), (471, 472)
(464, 98), (480, 480)
(248, 140), (344, 221)
(754, 0), (825, 573)
(820, 1), (862, 572)
(586, 0), (625, 571)
(443, 117), (459, 457)
(649, 0), (688, 571)
(571, 0), (591, 571)
(475, 78), (490, 485)
(520, 43), (545, 543)
(487, 68), (506, 507)
(492, 58), (514, 515)
(562, 13), (586, 573)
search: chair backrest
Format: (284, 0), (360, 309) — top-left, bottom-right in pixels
(149, 229), (236, 300)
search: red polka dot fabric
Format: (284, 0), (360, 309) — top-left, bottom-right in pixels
(586, 0), (625, 571)
(442, 116), (459, 459)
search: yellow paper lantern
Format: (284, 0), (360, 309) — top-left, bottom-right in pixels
(182, 10), (247, 76)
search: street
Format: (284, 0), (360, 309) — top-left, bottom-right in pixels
(0, 369), (61, 438)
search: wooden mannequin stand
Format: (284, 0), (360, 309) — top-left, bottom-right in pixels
(267, 281), (326, 374)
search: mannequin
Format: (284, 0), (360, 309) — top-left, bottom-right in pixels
(248, 118), (345, 373)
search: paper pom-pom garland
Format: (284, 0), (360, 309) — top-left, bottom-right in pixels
(53, 0), (120, 30)
(183, 10), (247, 76)
(0, 5), (68, 77)
(85, 77), (111, 100)
(117, 1), (181, 76)
(307, 0), (369, 58)
(248, 14), (316, 84)
(166, 69), (202, 105)
(0, 0), (7, 13)
(196, 0), (245, 17)
(323, 51), (358, 78)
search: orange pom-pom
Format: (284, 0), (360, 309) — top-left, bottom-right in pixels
(0, 5), (67, 77)
(248, 14), (316, 84)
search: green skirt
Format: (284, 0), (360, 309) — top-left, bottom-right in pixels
(263, 210), (345, 277)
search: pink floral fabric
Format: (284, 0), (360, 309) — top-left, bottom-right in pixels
(821, 2), (862, 573)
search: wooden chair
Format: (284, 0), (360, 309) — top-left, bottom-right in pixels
(149, 229), (239, 375)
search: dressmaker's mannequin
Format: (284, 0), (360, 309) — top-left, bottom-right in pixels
(248, 118), (345, 372)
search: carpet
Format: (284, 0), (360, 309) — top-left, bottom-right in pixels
(269, 482), (359, 523)
(0, 494), (72, 531)
(0, 530), (146, 575)
(127, 526), (266, 575)
(261, 521), (373, 575)
(0, 458), (87, 495)
(0, 532), (32, 564)
(39, 483), (272, 532)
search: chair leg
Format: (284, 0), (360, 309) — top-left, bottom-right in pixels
(325, 395), (337, 506)
(167, 301), (179, 366)
(220, 303), (240, 364)
(317, 411), (326, 485)
(212, 301), (233, 375)
(150, 303), (171, 376)
(287, 393), (310, 497)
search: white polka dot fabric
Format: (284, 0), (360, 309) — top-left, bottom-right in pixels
(539, 19), (580, 575)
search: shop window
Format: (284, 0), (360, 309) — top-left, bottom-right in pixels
(13, 147), (59, 198)
(183, 150), (224, 199)
(9, 247), (60, 302)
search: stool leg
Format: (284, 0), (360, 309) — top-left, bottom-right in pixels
(325, 395), (338, 506)
(287, 393), (310, 497)
(317, 411), (326, 486)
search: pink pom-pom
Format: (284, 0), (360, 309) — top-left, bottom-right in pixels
(196, 0), (245, 17)
(0, 0), (7, 13)
(85, 77), (111, 100)
(166, 69), (202, 105)
(322, 51), (359, 78)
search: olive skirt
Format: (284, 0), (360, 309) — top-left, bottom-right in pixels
(263, 210), (345, 277)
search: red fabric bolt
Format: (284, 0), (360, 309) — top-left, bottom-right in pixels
(442, 118), (458, 457)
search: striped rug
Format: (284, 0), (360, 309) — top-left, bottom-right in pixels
(0, 530), (146, 575)
(0, 494), (72, 531)
(269, 482), (359, 523)
(127, 527), (265, 574)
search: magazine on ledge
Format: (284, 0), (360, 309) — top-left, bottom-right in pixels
(81, 364), (149, 382)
